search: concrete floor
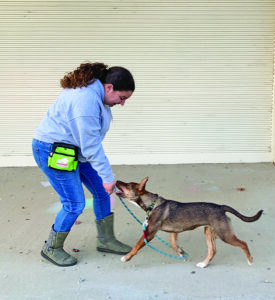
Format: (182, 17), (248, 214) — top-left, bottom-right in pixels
(0, 163), (274, 300)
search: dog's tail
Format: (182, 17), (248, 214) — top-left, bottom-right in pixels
(222, 205), (263, 222)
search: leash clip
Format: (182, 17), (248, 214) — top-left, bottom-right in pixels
(142, 219), (148, 229)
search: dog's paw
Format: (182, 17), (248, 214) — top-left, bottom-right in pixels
(178, 247), (185, 257)
(196, 262), (207, 268)
(121, 256), (127, 262)
(247, 258), (253, 266)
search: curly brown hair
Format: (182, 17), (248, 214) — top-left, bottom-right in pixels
(60, 62), (135, 92)
(60, 62), (108, 89)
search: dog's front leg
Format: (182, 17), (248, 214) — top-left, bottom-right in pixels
(121, 236), (146, 262)
(121, 226), (157, 262)
(170, 232), (186, 257)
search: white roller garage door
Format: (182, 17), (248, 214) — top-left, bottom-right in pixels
(0, 0), (274, 166)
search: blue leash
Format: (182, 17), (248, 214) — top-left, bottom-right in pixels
(116, 194), (189, 260)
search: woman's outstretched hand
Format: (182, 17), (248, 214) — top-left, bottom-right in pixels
(103, 181), (116, 195)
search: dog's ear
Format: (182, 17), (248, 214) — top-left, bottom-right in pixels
(139, 176), (149, 191)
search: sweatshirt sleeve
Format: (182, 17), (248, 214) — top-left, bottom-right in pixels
(68, 115), (115, 183)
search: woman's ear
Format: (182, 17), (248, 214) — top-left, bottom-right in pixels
(104, 83), (113, 94)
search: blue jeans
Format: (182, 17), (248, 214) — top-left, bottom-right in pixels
(32, 139), (111, 232)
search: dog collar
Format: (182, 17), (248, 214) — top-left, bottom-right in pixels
(143, 195), (159, 241)
(145, 195), (159, 217)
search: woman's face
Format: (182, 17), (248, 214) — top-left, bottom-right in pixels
(103, 84), (133, 107)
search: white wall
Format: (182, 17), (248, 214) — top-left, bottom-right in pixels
(0, 1), (274, 166)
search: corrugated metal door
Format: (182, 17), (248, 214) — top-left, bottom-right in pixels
(0, 1), (274, 166)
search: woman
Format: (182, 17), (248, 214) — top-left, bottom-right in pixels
(32, 62), (135, 267)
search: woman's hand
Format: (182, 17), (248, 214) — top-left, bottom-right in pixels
(103, 181), (116, 195)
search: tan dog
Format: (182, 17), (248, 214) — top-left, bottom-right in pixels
(116, 177), (263, 268)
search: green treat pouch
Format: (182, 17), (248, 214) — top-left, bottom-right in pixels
(48, 143), (78, 172)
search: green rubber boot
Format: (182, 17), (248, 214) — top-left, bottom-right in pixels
(96, 213), (132, 255)
(41, 225), (77, 267)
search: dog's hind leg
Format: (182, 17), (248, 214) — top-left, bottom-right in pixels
(220, 233), (253, 265)
(214, 221), (253, 265)
(170, 232), (186, 257)
(196, 226), (217, 268)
